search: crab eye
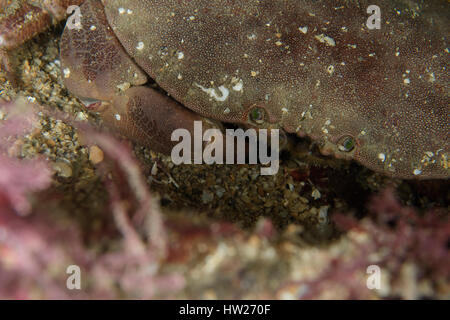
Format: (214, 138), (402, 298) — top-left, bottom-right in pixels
(249, 107), (265, 124)
(338, 136), (356, 152)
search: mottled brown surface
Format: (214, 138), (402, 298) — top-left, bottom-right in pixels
(0, 0), (84, 50)
(62, 0), (447, 179)
(60, 0), (147, 101)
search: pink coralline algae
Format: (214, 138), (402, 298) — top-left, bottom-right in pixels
(0, 101), (183, 299)
(295, 188), (450, 299)
(0, 101), (51, 215)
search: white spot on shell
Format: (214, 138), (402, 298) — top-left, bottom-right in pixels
(378, 153), (386, 162)
(116, 82), (130, 91)
(195, 83), (230, 102)
(327, 65), (335, 75)
(118, 8), (125, 14)
(136, 42), (145, 50)
(177, 51), (184, 60)
(232, 79), (244, 92)
(298, 26), (308, 34)
(314, 34), (336, 46)
(63, 68), (71, 78)
(413, 169), (422, 176)
(115, 114), (121, 121)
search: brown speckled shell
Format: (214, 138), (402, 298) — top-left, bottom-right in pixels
(66, 0), (450, 178)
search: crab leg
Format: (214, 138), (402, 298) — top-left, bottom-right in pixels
(0, 0), (84, 81)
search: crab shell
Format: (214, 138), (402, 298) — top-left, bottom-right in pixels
(60, 0), (449, 179)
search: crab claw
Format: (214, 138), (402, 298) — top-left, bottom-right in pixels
(60, 0), (222, 155)
(94, 86), (220, 155)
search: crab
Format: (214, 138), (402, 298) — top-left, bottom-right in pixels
(4, 0), (450, 179)
(0, 0), (84, 80)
